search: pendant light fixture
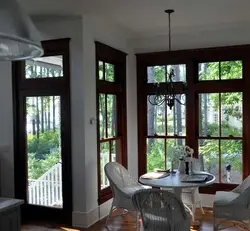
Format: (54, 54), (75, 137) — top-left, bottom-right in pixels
(0, 0), (43, 61)
(148, 9), (187, 109)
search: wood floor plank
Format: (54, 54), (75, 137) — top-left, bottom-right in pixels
(22, 208), (246, 230)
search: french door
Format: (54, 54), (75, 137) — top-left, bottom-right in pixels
(13, 39), (72, 224)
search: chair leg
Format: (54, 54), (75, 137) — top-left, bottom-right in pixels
(199, 201), (205, 215)
(214, 218), (217, 231)
(191, 205), (196, 222)
(105, 202), (114, 229)
(136, 211), (139, 231)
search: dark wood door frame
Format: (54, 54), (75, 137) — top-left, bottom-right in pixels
(12, 38), (72, 225)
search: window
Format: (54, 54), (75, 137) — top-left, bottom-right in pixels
(199, 93), (243, 184)
(96, 42), (127, 204)
(147, 95), (186, 172)
(137, 45), (250, 194)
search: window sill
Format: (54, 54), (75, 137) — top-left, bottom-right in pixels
(199, 183), (238, 194)
(98, 187), (113, 205)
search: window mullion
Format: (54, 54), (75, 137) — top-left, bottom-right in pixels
(219, 93), (222, 183)
(164, 139), (167, 169)
(105, 94), (108, 138)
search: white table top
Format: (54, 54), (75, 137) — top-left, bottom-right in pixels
(139, 171), (216, 189)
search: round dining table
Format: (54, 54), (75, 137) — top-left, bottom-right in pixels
(139, 171), (216, 202)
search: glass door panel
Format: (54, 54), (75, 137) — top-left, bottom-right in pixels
(26, 96), (63, 208)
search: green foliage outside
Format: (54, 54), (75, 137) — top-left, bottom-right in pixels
(28, 130), (61, 180)
(26, 62), (62, 181)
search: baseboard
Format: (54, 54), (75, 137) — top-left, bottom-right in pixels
(72, 208), (99, 228)
(72, 199), (113, 228)
(72, 194), (213, 228)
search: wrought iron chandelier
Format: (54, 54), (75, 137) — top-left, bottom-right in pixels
(148, 9), (187, 109)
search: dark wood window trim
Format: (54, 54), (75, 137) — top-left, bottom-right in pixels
(95, 42), (127, 205)
(12, 38), (72, 224)
(137, 44), (250, 194)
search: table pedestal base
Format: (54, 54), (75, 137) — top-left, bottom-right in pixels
(172, 188), (200, 225)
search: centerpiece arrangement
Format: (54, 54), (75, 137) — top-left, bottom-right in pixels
(174, 145), (194, 174)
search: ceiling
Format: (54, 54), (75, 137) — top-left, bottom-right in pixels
(21, 0), (250, 38)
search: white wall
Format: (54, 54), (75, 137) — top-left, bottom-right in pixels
(0, 14), (137, 228)
(0, 62), (14, 198)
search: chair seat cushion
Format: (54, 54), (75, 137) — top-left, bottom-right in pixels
(142, 209), (190, 230)
(214, 191), (240, 206)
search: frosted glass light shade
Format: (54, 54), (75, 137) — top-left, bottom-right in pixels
(0, 0), (43, 60)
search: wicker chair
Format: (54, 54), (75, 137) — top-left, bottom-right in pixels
(132, 188), (190, 231)
(182, 158), (205, 221)
(104, 162), (144, 229)
(213, 175), (250, 230)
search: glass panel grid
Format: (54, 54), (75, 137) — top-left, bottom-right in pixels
(199, 61), (242, 81)
(147, 64), (186, 83)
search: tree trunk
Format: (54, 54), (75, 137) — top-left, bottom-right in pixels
(48, 97), (51, 131)
(147, 67), (155, 152)
(111, 97), (116, 136)
(204, 65), (208, 136)
(36, 97), (40, 138)
(174, 66), (182, 145)
(53, 96), (56, 132)
(41, 97), (44, 133)
(44, 97), (47, 131)
(32, 97), (36, 135)
(99, 95), (105, 138)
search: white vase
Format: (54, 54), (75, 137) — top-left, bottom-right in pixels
(178, 160), (185, 173)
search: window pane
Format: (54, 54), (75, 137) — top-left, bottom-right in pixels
(99, 94), (106, 139)
(105, 63), (114, 82)
(26, 96), (63, 208)
(100, 142), (110, 189)
(147, 101), (166, 135)
(107, 95), (117, 138)
(221, 61), (242, 80)
(99, 61), (104, 80)
(111, 139), (121, 163)
(221, 140), (242, 184)
(199, 139), (219, 183)
(147, 95), (186, 136)
(167, 65), (186, 82)
(147, 64), (186, 83)
(147, 138), (165, 172)
(26, 56), (63, 78)
(199, 62), (219, 81)
(166, 139), (185, 170)
(167, 95), (186, 136)
(199, 93), (219, 137)
(221, 93), (242, 137)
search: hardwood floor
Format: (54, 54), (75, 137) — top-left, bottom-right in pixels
(22, 208), (246, 231)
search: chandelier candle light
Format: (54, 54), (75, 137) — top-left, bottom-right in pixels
(148, 9), (187, 109)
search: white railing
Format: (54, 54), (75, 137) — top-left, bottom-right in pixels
(101, 153), (116, 189)
(28, 162), (62, 207)
(28, 152), (115, 205)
